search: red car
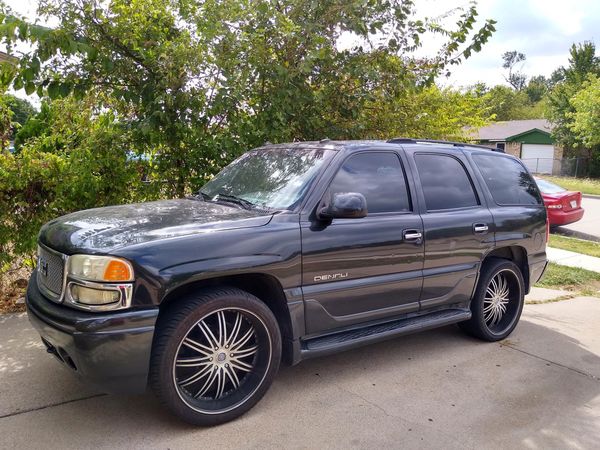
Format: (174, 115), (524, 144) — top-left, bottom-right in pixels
(535, 177), (585, 227)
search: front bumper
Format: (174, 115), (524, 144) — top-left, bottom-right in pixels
(26, 272), (159, 394)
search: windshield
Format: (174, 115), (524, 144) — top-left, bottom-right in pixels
(200, 147), (335, 210)
(535, 178), (567, 194)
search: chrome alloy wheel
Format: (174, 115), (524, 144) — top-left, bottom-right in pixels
(482, 269), (521, 334)
(483, 272), (510, 326)
(172, 307), (272, 414)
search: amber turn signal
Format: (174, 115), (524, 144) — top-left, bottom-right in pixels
(104, 260), (133, 281)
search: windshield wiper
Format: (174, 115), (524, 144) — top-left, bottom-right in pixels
(213, 192), (255, 210)
(196, 191), (211, 201)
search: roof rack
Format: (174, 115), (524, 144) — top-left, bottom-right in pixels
(386, 138), (495, 151)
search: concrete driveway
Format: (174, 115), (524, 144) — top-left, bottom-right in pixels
(557, 196), (600, 242)
(1, 298), (599, 449)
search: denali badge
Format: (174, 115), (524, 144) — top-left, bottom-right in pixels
(314, 272), (348, 282)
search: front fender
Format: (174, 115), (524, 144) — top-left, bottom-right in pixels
(114, 214), (302, 307)
(159, 253), (296, 298)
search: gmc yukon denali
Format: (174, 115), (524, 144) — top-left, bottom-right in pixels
(26, 139), (548, 425)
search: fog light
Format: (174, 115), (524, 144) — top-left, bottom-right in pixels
(70, 284), (120, 305)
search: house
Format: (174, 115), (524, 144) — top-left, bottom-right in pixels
(471, 119), (562, 175)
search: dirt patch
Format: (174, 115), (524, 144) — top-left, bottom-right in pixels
(1, 262), (31, 314)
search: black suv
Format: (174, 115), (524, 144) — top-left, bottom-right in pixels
(26, 139), (548, 425)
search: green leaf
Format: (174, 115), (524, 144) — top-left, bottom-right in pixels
(13, 76), (23, 90)
(59, 82), (72, 97)
(24, 81), (36, 95)
(47, 81), (60, 99)
(23, 67), (35, 81)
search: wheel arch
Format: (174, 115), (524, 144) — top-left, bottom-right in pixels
(483, 245), (530, 293)
(158, 273), (296, 365)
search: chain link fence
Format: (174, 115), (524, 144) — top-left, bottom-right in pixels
(520, 157), (592, 177)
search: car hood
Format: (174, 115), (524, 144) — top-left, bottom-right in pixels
(39, 199), (274, 254)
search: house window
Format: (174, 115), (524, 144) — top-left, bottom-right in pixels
(495, 142), (506, 152)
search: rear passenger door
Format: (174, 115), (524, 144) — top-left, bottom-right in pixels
(408, 149), (494, 310)
(301, 150), (424, 335)
(469, 152), (548, 286)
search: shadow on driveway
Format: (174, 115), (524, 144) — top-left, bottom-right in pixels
(1, 304), (599, 449)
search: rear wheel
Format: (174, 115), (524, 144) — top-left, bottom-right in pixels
(459, 258), (525, 341)
(150, 288), (281, 426)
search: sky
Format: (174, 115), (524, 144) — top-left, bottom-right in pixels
(420, 0), (600, 87)
(5, 0), (600, 91)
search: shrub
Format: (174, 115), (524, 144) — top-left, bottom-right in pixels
(0, 96), (152, 266)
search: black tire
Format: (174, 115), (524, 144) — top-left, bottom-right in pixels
(459, 258), (525, 341)
(149, 287), (281, 426)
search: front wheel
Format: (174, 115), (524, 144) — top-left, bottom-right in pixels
(459, 258), (525, 341)
(150, 288), (281, 426)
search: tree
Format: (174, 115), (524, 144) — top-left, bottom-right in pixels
(0, 93), (36, 143)
(480, 85), (539, 121)
(0, 95), (149, 264)
(350, 84), (490, 140)
(13, 100), (51, 150)
(568, 75), (600, 147)
(3, 94), (35, 126)
(0, 90), (12, 150)
(548, 41), (600, 148)
(502, 50), (527, 90)
(525, 75), (549, 103)
(0, 0), (496, 197)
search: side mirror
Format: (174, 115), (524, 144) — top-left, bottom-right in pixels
(318, 192), (368, 220)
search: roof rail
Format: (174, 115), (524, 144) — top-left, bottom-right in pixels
(386, 138), (494, 151)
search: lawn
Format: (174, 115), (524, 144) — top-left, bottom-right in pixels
(535, 262), (600, 296)
(549, 234), (600, 258)
(543, 176), (600, 196)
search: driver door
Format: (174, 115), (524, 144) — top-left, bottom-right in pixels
(300, 151), (424, 335)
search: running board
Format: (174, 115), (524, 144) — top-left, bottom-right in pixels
(300, 309), (471, 360)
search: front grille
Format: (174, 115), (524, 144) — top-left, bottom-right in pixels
(37, 245), (65, 299)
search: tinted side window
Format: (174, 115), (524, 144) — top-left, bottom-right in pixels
(329, 152), (410, 213)
(473, 154), (543, 205)
(415, 154), (479, 211)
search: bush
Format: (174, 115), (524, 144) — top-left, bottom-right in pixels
(0, 96), (153, 266)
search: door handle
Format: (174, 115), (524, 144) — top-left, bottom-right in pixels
(473, 223), (489, 234)
(403, 229), (423, 242)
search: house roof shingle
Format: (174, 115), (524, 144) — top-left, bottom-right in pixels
(473, 119), (553, 141)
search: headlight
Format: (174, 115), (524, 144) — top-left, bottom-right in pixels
(68, 255), (134, 282)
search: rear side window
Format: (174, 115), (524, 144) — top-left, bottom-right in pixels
(414, 154), (479, 211)
(473, 154), (543, 205)
(329, 152), (410, 213)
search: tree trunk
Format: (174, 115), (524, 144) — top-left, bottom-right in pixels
(175, 157), (186, 198)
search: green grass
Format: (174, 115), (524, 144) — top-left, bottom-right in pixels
(535, 262), (600, 296)
(543, 176), (600, 196)
(549, 234), (600, 258)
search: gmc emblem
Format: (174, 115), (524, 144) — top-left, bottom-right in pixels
(39, 257), (49, 277)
